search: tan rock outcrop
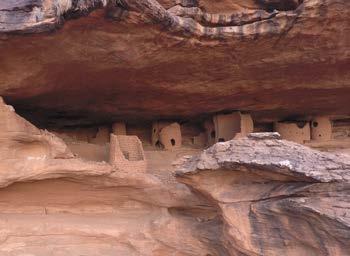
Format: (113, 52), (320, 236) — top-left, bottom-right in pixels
(0, 97), (73, 161)
(0, 97), (224, 255)
(177, 132), (350, 255)
(1, 98), (350, 255)
(1, 0), (349, 254)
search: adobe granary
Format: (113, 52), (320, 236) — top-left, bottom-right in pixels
(90, 126), (110, 145)
(311, 116), (332, 141)
(152, 121), (182, 150)
(191, 132), (207, 147)
(109, 134), (146, 171)
(204, 120), (216, 146)
(152, 121), (169, 147)
(112, 122), (127, 135)
(274, 121), (311, 144)
(159, 123), (182, 150)
(212, 112), (254, 142)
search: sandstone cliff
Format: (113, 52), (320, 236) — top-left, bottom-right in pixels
(0, 0), (349, 254)
(177, 133), (350, 255)
(1, 99), (349, 255)
(0, 0), (349, 125)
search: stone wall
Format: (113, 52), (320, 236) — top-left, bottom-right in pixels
(109, 134), (146, 171)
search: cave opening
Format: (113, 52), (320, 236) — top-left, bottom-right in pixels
(255, 0), (303, 12)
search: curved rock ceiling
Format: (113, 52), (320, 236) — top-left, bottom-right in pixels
(0, 0), (349, 126)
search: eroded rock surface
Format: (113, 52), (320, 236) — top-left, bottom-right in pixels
(0, 0), (349, 126)
(1, 97), (350, 255)
(0, 97), (225, 255)
(177, 133), (350, 255)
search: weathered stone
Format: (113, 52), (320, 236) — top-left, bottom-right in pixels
(0, 0), (349, 126)
(0, 96), (224, 256)
(177, 134), (350, 255)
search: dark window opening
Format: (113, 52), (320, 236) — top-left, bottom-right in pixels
(211, 131), (215, 138)
(155, 140), (164, 149)
(255, 0), (303, 12)
(122, 151), (130, 160)
(218, 138), (225, 142)
(171, 139), (176, 146)
(296, 121), (307, 129)
(153, 129), (156, 133)
(313, 122), (319, 128)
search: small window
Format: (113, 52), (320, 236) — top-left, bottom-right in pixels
(211, 131), (215, 138)
(171, 139), (176, 146)
(313, 122), (318, 128)
(218, 138), (225, 142)
(296, 121), (307, 129)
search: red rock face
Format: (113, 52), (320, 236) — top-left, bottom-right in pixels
(0, 0), (349, 126)
(1, 1), (349, 255)
(2, 98), (349, 255)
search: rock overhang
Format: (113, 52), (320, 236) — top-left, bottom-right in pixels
(0, 0), (349, 127)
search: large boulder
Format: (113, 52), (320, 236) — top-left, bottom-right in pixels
(177, 133), (350, 255)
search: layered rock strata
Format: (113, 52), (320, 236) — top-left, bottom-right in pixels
(0, 0), (349, 125)
(177, 133), (350, 255)
(1, 97), (349, 255)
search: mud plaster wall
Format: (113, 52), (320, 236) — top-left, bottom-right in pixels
(181, 122), (203, 146)
(68, 142), (109, 162)
(51, 128), (97, 143)
(213, 112), (241, 142)
(274, 122), (311, 144)
(126, 124), (152, 146)
(109, 134), (146, 171)
(90, 126), (110, 145)
(117, 135), (144, 161)
(311, 116), (332, 141)
(204, 120), (216, 146)
(204, 113), (253, 145)
(159, 123), (182, 150)
(240, 114), (254, 135)
(151, 121), (171, 146)
(192, 132), (207, 147)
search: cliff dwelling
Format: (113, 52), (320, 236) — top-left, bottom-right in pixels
(109, 134), (146, 171)
(0, 0), (349, 255)
(274, 121), (311, 144)
(213, 112), (254, 142)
